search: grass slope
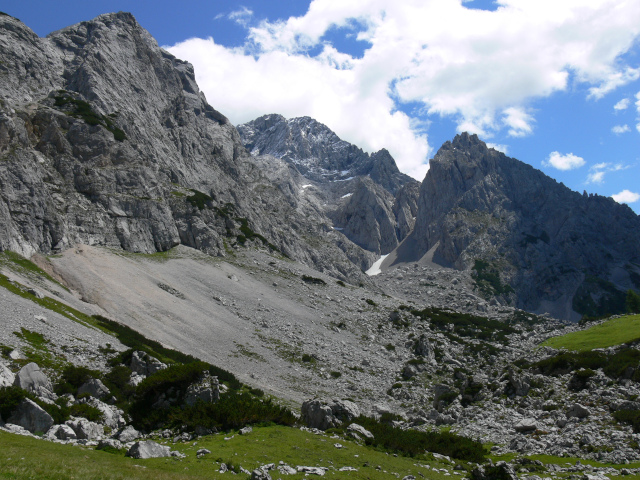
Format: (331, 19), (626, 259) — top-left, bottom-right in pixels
(0, 426), (461, 480)
(540, 315), (640, 352)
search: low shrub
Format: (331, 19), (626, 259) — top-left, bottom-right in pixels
(302, 275), (326, 286)
(54, 365), (102, 396)
(613, 409), (640, 433)
(69, 403), (104, 423)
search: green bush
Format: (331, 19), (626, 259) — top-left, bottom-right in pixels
(69, 403), (104, 423)
(613, 409), (640, 433)
(365, 299), (377, 307)
(627, 290), (640, 314)
(409, 307), (516, 342)
(342, 415), (486, 462)
(54, 365), (102, 396)
(472, 259), (514, 297)
(0, 386), (30, 420)
(302, 275), (326, 286)
(186, 189), (212, 210)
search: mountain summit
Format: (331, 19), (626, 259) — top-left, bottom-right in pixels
(393, 133), (640, 320)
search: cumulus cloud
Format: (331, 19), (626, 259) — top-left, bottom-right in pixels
(614, 98), (630, 111)
(543, 151), (585, 171)
(587, 162), (630, 184)
(612, 124), (630, 134)
(228, 7), (253, 26)
(168, 0), (640, 179)
(612, 190), (640, 204)
(487, 143), (509, 154)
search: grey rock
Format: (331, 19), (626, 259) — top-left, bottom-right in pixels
(117, 425), (140, 443)
(0, 361), (15, 387)
(347, 423), (374, 439)
(77, 378), (110, 400)
(13, 363), (55, 400)
(296, 466), (328, 476)
(251, 468), (272, 480)
(126, 440), (172, 459)
(301, 399), (338, 430)
(239, 426), (253, 435)
(97, 438), (123, 450)
(433, 384), (458, 411)
(130, 351), (167, 377)
(567, 403), (590, 419)
(514, 418), (538, 433)
(48, 424), (77, 440)
(66, 417), (103, 440)
(507, 368), (531, 397)
(184, 373), (219, 406)
(196, 448), (211, 456)
(7, 398), (54, 433)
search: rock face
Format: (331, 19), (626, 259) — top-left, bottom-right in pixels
(13, 362), (55, 400)
(126, 440), (171, 459)
(238, 114), (420, 256)
(399, 133), (640, 320)
(0, 12), (372, 282)
(6, 398), (54, 433)
(301, 399), (360, 430)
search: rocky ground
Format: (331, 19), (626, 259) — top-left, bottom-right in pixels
(1, 244), (639, 466)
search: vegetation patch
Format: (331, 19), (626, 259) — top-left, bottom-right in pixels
(472, 259), (514, 297)
(530, 348), (640, 382)
(613, 409), (640, 433)
(185, 189), (212, 210)
(572, 275), (627, 318)
(302, 274), (326, 286)
(54, 91), (126, 141)
(409, 306), (516, 342)
(540, 314), (640, 351)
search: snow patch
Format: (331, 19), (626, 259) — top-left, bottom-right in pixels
(341, 193), (353, 198)
(366, 254), (389, 276)
(301, 184), (312, 189)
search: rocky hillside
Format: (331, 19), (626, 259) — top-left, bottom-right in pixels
(238, 114), (420, 255)
(0, 11), (379, 280)
(391, 133), (640, 321)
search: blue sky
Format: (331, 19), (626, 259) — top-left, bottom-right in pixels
(4, 0), (640, 212)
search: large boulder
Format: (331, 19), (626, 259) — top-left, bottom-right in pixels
(567, 403), (590, 419)
(7, 398), (54, 433)
(81, 398), (126, 429)
(301, 399), (361, 430)
(471, 462), (518, 480)
(66, 417), (104, 440)
(433, 384), (458, 411)
(130, 351), (167, 377)
(184, 373), (219, 406)
(77, 378), (110, 400)
(413, 336), (436, 364)
(47, 424), (77, 440)
(506, 368), (530, 397)
(0, 361), (15, 387)
(13, 363), (55, 400)
(126, 440), (172, 459)
(117, 425), (140, 443)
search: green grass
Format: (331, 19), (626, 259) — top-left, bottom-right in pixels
(540, 314), (640, 351)
(0, 425), (466, 480)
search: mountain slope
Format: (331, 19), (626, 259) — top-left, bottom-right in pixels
(238, 114), (420, 255)
(0, 12), (375, 281)
(393, 133), (640, 320)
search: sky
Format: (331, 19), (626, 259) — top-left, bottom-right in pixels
(4, 0), (640, 213)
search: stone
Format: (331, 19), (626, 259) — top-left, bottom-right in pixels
(7, 398), (54, 434)
(514, 418), (538, 433)
(126, 440), (172, 459)
(48, 424), (77, 440)
(77, 378), (110, 400)
(13, 363), (55, 400)
(251, 469), (272, 480)
(239, 426), (253, 435)
(197, 448), (211, 456)
(347, 423), (374, 439)
(301, 399), (338, 430)
(471, 462), (518, 480)
(183, 373), (219, 406)
(117, 425), (140, 443)
(66, 417), (104, 440)
(433, 384), (458, 411)
(296, 466), (327, 476)
(507, 368), (531, 397)
(0, 361), (15, 387)
(97, 438), (123, 451)
(567, 404), (590, 419)
(130, 351), (167, 377)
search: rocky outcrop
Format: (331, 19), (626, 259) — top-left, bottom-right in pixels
(301, 399), (360, 430)
(126, 440), (172, 459)
(0, 12), (371, 282)
(238, 114), (420, 256)
(400, 133), (640, 320)
(13, 362), (55, 400)
(6, 398), (54, 433)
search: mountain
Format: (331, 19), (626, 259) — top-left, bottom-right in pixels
(0, 11), (379, 281)
(387, 133), (640, 320)
(238, 114), (420, 255)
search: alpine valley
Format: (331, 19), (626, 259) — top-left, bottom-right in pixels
(1, 11), (640, 480)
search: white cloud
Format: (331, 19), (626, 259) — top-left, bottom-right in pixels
(487, 143), (509, 154)
(228, 7), (253, 26)
(587, 161), (630, 183)
(612, 189), (640, 204)
(168, 0), (640, 180)
(614, 98), (630, 110)
(544, 151), (585, 171)
(612, 124), (630, 134)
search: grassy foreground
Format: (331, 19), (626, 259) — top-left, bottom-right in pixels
(0, 425), (463, 480)
(540, 314), (640, 351)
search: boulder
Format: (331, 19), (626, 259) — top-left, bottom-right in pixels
(130, 351), (167, 376)
(251, 469), (272, 480)
(0, 361), (15, 387)
(77, 378), (110, 400)
(48, 424), (77, 440)
(514, 418), (537, 433)
(67, 417), (104, 440)
(82, 398), (126, 429)
(117, 425), (140, 443)
(126, 440), (172, 459)
(301, 399), (360, 430)
(567, 403), (590, 419)
(433, 384), (458, 411)
(471, 462), (517, 480)
(184, 373), (219, 406)
(347, 423), (374, 439)
(97, 438), (123, 451)
(506, 368), (530, 397)
(13, 363), (55, 400)
(413, 336), (436, 364)
(7, 398), (54, 433)
(239, 426), (253, 435)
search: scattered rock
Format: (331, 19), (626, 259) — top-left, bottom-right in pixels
(126, 440), (172, 459)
